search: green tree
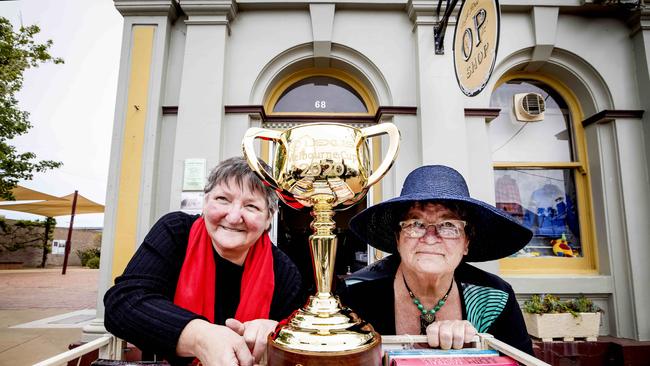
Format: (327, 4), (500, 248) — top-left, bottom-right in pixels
(0, 17), (63, 200)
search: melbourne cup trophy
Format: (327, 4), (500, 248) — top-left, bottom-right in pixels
(242, 122), (400, 365)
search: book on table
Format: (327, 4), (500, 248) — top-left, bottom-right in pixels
(389, 355), (518, 365)
(384, 349), (517, 366)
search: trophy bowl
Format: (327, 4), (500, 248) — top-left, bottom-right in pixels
(243, 122), (400, 365)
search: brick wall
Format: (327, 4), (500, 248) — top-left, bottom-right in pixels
(48, 227), (102, 266)
(0, 218), (102, 268)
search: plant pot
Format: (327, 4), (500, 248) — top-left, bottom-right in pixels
(523, 312), (601, 341)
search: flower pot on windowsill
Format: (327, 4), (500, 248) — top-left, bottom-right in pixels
(523, 312), (601, 341)
(523, 294), (603, 341)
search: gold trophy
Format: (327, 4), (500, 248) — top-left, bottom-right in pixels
(242, 122), (400, 365)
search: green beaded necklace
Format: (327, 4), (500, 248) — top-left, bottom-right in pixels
(402, 274), (454, 334)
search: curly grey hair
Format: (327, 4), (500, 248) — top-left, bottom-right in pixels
(204, 156), (278, 216)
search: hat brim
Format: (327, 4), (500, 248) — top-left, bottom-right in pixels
(349, 194), (533, 262)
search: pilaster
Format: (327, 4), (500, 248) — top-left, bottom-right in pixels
(626, 9), (650, 341)
(87, 0), (179, 342)
(407, 0), (470, 176)
(168, 0), (236, 214)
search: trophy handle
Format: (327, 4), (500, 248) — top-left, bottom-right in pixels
(242, 127), (283, 189)
(361, 123), (400, 187)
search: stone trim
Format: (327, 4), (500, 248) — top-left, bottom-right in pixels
(222, 105), (416, 124)
(582, 110), (645, 128)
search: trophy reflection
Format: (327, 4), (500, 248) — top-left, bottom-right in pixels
(243, 122), (399, 365)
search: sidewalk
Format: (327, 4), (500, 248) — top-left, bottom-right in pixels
(0, 267), (99, 366)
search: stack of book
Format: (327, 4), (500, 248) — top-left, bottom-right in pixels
(384, 349), (518, 366)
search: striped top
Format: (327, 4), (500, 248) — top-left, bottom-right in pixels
(462, 283), (509, 333)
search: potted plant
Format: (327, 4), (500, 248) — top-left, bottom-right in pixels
(522, 294), (602, 341)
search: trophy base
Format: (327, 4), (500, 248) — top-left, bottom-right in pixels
(267, 332), (382, 366)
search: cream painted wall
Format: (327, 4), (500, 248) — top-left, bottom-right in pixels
(225, 11), (313, 104)
(332, 10), (416, 106)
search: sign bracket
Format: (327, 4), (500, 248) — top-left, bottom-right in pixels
(434, 0), (461, 55)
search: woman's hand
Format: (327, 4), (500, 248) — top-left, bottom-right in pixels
(177, 319), (254, 366)
(226, 318), (278, 363)
(426, 320), (477, 349)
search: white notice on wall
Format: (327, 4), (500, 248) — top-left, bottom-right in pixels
(183, 158), (207, 191)
(52, 240), (66, 255)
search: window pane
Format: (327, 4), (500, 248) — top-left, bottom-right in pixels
(488, 81), (573, 162)
(495, 169), (582, 258)
(273, 76), (368, 113)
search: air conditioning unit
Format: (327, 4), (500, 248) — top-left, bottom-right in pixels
(513, 92), (545, 122)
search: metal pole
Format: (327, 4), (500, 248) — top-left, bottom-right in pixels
(61, 191), (79, 275)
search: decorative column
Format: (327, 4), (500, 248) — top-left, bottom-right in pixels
(85, 0), (179, 341)
(407, 0), (470, 175)
(168, 0), (237, 211)
(464, 108), (500, 274)
(583, 108), (648, 341)
(599, 5), (650, 330)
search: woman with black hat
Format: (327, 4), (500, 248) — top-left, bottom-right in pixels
(342, 165), (534, 354)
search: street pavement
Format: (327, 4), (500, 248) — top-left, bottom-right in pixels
(0, 268), (99, 366)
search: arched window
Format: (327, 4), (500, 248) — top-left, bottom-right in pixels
(273, 76), (367, 113)
(488, 76), (596, 274)
(265, 68), (376, 116)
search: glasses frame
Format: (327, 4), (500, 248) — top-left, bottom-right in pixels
(398, 219), (467, 239)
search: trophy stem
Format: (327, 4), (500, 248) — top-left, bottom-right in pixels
(309, 194), (337, 299)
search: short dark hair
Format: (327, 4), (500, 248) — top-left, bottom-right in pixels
(204, 156), (278, 216)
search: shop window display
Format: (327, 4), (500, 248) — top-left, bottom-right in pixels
(495, 169), (581, 257)
(489, 80), (584, 260)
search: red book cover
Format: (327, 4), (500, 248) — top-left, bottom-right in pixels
(390, 356), (518, 366)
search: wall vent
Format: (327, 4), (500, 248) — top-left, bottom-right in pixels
(514, 92), (545, 122)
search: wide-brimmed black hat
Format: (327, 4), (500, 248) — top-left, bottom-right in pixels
(349, 165), (532, 262)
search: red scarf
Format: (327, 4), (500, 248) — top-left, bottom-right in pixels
(174, 217), (275, 323)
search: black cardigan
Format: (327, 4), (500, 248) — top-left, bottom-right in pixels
(104, 212), (303, 362)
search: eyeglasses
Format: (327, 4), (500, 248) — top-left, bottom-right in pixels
(398, 219), (467, 239)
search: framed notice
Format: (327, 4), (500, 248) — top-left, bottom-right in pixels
(183, 158), (206, 191)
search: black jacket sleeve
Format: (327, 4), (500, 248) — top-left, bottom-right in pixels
(103, 212), (202, 361)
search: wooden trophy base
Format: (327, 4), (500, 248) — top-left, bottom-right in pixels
(267, 332), (382, 366)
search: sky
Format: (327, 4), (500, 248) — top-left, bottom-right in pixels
(0, 0), (123, 227)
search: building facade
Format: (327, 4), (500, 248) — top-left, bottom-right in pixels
(91, 0), (650, 342)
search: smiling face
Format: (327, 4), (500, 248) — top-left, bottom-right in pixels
(396, 202), (469, 276)
(202, 178), (273, 264)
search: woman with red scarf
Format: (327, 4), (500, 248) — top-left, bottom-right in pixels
(104, 157), (303, 365)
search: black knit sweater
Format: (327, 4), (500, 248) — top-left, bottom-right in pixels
(104, 212), (303, 363)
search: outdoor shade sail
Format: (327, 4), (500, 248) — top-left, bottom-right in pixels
(0, 185), (66, 202)
(0, 193), (104, 217)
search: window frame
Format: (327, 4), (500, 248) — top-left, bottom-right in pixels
(264, 68), (377, 117)
(493, 73), (598, 275)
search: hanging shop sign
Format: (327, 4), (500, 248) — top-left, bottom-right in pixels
(453, 0), (500, 96)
